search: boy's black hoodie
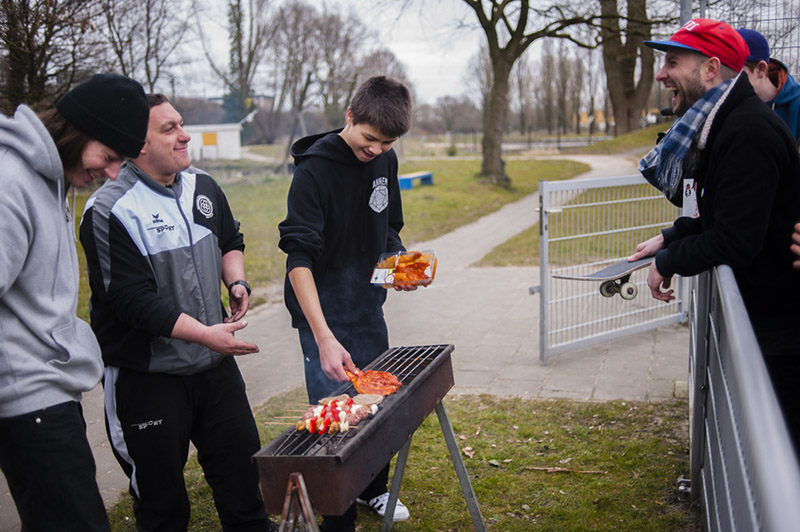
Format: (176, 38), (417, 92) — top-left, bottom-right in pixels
(278, 129), (405, 328)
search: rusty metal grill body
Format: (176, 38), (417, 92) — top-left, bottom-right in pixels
(254, 344), (455, 515)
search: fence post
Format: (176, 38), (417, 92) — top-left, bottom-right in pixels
(680, 0), (693, 24)
(538, 181), (550, 361)
(688, 272), (709, 502)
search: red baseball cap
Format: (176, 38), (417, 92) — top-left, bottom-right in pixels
(644, 18), (748, 71)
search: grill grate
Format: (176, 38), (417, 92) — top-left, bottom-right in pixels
(371, 344), (442, 378)
(267, 344), (447, 458)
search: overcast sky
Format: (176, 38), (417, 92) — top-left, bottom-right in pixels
(348, 0), (485, 105)
(180, 0), (485, 106)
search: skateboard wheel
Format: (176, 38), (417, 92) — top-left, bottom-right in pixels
(620, 282), (638, 300)
(599, 281), (616, 298)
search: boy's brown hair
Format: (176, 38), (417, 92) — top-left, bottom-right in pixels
(349, 76), (412, 138)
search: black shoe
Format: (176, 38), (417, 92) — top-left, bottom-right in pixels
(319, 520), (356, 532)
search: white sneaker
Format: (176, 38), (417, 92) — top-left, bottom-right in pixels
(356, 492), (410, 521)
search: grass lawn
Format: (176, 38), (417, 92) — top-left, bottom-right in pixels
(106, 388), (700, 531)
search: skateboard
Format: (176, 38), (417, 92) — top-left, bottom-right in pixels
(552, 256), (655, 300)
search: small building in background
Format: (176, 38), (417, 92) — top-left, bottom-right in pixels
(184, 123), (242, 160)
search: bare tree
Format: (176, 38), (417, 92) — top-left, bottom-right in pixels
(267, 0), (321, 166)
(436, 94), (480, 133)
(354, 47), (416, 109)
(413, 102), (440, 133)
(599, 0), (660, 134)
(199, 0), (277, 122)
(464, 44), (492, 133)
(535, 39), (557, 135)
(316, 6), (372, 129)
(511, 51), (534, 136)
(100, 0), (193, 92)
(435, 95), (461, 134)
(0, 0), (106, 112)
(357, 48), (410, 82)
(461, 0), (597, 186)
(554, 42), (573, 140)
(570, 49), (584, 133)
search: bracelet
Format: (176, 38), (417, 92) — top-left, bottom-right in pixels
(228, 280), (251, 296)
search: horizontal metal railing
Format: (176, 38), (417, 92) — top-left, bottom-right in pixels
(690, 267), (800, 531)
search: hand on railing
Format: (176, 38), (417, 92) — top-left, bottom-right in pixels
(791, 223), (800, 269)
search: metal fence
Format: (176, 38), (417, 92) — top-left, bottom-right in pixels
(700, 0), (800, 72)
(535, 175), (686, 361)
(689, 267), (800, 531)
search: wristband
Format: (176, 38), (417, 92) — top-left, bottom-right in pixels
(228, 280), (251, 296)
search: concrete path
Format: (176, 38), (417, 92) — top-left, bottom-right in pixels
(0, 155), (689, 531)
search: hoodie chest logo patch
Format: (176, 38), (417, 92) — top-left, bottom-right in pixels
(369, 177), (389, 213)
(196, 194), (214, 219)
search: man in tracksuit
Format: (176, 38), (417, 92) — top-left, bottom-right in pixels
(80, 94), (275, 532)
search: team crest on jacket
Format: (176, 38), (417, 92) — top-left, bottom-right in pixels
(196, 194), (214, 218)
(369, 177), (389, 213)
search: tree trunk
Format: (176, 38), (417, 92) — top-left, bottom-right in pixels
(599, 0), (654, 135)
(481, 58), (512, 187)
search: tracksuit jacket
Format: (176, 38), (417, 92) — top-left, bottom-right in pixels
(655, 74), (800, 328)
(80, 162), (244, 375)
(0, 105), (103, 418)
(278, 129), (405, 329)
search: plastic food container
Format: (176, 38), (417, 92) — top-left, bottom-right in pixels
(370, 250), (438, 288)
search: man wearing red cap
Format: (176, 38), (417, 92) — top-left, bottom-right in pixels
(630, 19), (800, 446)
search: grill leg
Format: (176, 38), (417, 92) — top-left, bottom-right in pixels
(379, 435), (413, 532)
(435, 401), (487, 532)
(279, 473), (319, 532)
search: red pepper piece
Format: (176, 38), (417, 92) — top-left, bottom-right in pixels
(319, 418), (331, 434)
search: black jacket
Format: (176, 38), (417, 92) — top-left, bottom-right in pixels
(278, 129), (405, 328)
(656, 75), (800, 324)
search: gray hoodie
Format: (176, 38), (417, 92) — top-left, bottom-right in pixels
(0, 105), (103, 418)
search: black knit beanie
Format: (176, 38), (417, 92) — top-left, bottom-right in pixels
(56, 73), (149, 159)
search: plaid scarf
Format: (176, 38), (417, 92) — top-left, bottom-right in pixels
(639, 76), (737, 203)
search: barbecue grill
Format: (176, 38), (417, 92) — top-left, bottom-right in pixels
(254, 344), (485, 530)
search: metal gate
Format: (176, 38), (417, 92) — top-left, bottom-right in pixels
(535, 175), (686, 361)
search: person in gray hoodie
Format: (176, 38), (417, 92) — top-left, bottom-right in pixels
(0, 73), (149, 532)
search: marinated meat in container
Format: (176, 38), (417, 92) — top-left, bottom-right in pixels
(370, 249), (437, 288)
